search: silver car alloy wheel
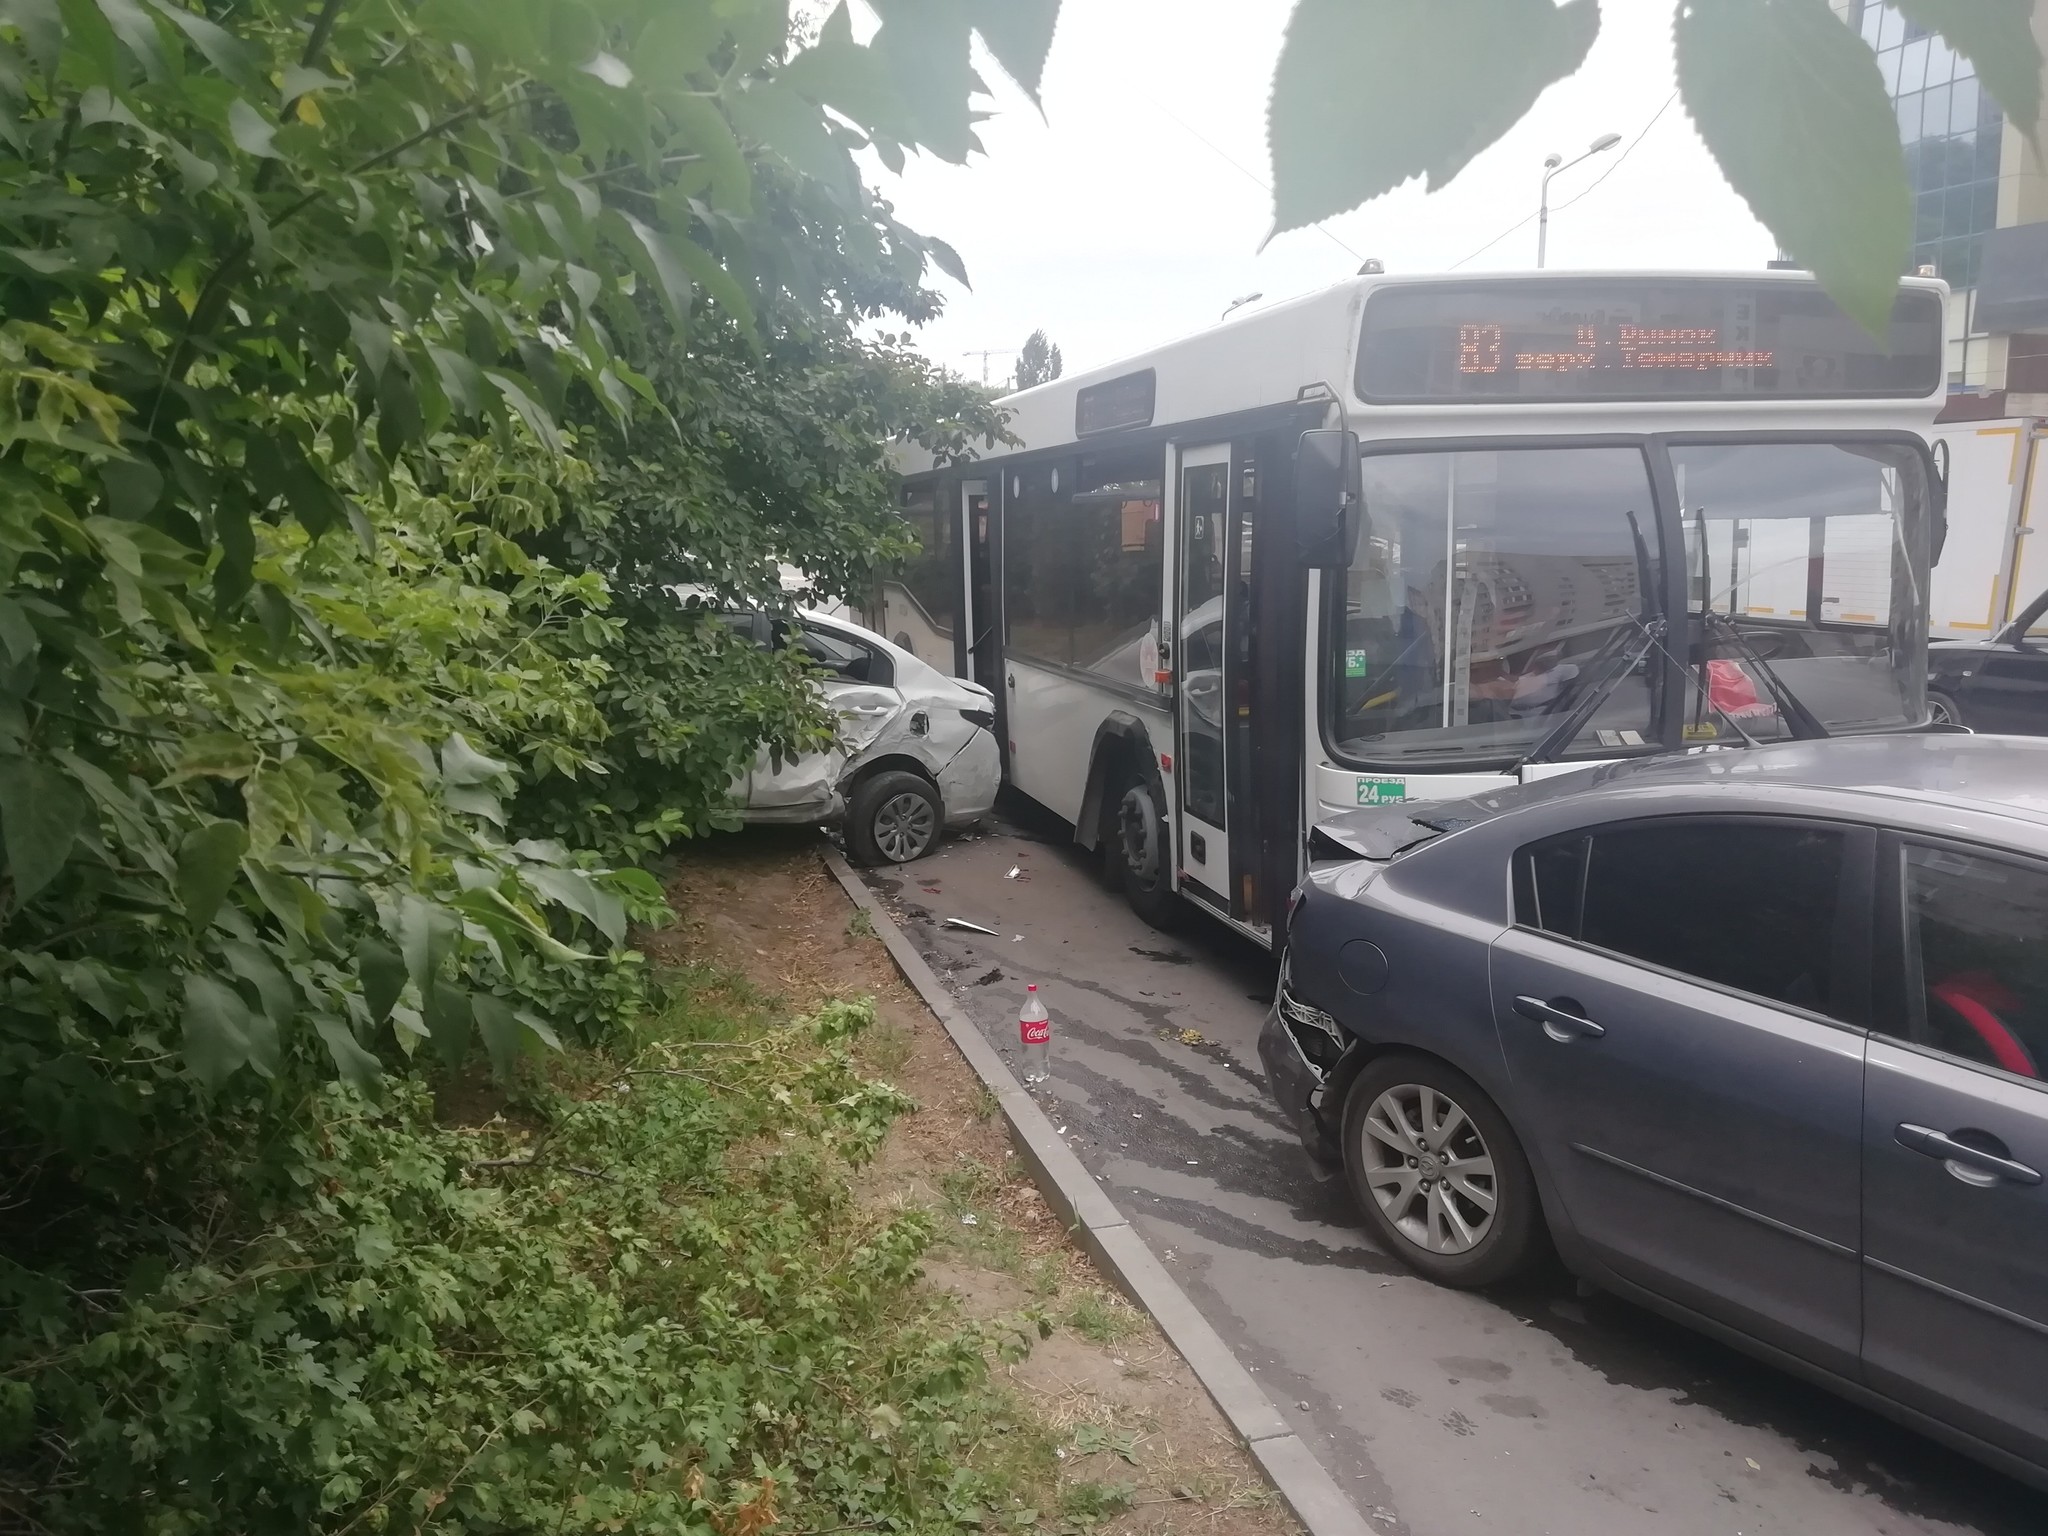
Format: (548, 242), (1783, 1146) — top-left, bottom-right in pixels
(1359, 1083), (1498, 1255)
(1928, 694), (1957, 726)
(873, 791), (937, 862)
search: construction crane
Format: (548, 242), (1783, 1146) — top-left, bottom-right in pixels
(961, 348), (1018, 387)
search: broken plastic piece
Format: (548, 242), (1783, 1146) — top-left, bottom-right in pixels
(942, 917), (998, 935)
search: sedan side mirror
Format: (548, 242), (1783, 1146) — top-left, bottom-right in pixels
(1294, 429), (1362, 569)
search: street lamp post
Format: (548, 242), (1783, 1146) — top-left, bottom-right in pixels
(1536, 132), (1622, 268)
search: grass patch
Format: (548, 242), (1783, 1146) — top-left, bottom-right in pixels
(1064, 1287), (1143, 1345)
(937, 1154), (1030, 1276)
(846, 906), (876, 939)
(1060, 1479), (1139, 1523)
(20, 965), (1068, 1535)
(863, 1016), (915, 1077)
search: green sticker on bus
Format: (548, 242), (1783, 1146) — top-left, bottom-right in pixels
(1356, 777), (1405, 805)
(1344, 649), (1370, 678)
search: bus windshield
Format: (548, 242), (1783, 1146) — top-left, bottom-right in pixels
(1329, 444), (1661, 766)
(1675, 440), (1929, 742)
(1325, 439), (1930, 768)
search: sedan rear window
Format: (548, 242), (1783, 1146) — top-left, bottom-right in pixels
(1516, 819), (1847, 1016)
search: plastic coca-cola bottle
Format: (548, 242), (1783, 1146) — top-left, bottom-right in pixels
(1018, 983), (1051, 1084)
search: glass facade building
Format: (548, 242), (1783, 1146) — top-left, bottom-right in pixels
(1856, 2), (2005, 293)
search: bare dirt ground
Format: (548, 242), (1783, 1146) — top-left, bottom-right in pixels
(654, 827), (1300, 1536)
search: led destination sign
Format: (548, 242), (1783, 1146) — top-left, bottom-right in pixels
(1460, 322), (1774, 375)
(1357, 280), (1943, 404)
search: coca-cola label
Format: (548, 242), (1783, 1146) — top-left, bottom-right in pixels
(1020, 1017), (1050, 1045)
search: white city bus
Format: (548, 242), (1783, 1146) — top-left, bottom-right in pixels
(889, 270), (1949, 944)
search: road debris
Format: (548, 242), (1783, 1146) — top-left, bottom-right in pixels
(942, 917), (998, 934)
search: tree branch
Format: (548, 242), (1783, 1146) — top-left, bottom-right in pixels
(299, 0), (349, 69)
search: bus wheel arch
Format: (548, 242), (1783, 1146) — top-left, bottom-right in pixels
(1076, 714), (1160, 855)
(1076, 716), (1180, 930)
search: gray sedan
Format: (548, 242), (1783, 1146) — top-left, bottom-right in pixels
(1262, 735), (2048, 1491)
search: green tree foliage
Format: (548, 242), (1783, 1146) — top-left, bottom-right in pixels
(1014, 329), (1063, 390)
(0, 0), (1044, 1522)
(1267, 0), (2044, 332)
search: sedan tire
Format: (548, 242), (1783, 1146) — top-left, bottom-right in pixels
(1342, 1053), (1545, 1288)
(847, 770), (942, 866)
(1927, 689), (1966, 728)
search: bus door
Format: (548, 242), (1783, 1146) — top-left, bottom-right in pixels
(1175, 444), (1237, 910)
(962, 480), (996, 694)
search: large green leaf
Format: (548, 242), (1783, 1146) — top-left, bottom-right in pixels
(524, 864), (626, 946)
(182, 973), (277, 1086)
(472, 990), (524, 1079)
(970, 0), (1059, 105)
(1, 0), (64, 74)
(312, 1012), (383, 1088)
(94, 0), (166, 81)
(1266, 0), (1599, 237)
(357, 937), (407, 1023)
(147, 0), (265, 91)
(727, 77), (860, 193)
(175, 818), (247, 930)
(441, 732), (509, 786)
(425, 980), (471, 1069)
(0, 757), (84, 903)
(865, 0), (978, 162)
(392, 893), (460, 991)
(1676, 0), (1910, 337)
(1890, 0), (2041, 136)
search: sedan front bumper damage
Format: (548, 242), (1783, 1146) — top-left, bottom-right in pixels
(1257, 961), (1350, 1167)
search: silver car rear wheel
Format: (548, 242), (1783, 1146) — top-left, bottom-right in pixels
(1358, 1082), (1498, 1256)
(847, 770), (943, 866)
(872, 790), (937, 862)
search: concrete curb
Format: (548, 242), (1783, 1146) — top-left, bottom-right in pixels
(823, 847), (1374, 1536)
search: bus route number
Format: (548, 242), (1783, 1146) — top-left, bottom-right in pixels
(1356, 777), (1406, 806)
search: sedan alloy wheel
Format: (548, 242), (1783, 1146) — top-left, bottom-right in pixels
(1359, 1082), (1497, 1255)
(872, 790), (938, 862)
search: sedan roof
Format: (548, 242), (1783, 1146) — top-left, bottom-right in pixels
(1319, 735), (2048, 868)
(1587, 735), (2048, 823)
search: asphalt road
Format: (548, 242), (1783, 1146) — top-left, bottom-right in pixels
(861, 804), (2048, 1536)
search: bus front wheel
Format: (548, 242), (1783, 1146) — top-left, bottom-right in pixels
(1115, 778), (1180, 931)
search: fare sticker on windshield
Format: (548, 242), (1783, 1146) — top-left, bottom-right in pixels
(1356, 777), (1405, 806)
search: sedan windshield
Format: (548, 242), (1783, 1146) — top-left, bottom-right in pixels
(1674, 441), (1929, 742)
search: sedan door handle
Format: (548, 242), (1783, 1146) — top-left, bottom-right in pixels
(1512, 994), (1606, 1043)
(1895, 1123), (2043, 1186)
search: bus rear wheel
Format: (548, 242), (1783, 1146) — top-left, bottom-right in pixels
(1115, 776), (1180, 931)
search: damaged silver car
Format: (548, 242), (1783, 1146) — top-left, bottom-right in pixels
(722, 608), (1000, 864)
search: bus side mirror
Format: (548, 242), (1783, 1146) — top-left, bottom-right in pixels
(1294, 429), (1363, 568)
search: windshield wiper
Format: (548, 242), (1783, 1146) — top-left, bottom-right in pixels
(1514, 617), (1663, 771)
(1696, 609), (1831, 741)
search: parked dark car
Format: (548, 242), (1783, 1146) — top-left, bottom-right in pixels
(1929, 586), (2048, 733)
(1262, 735), (2048, 1490)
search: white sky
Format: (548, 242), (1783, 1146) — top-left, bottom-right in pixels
(869, 0), (1779, 384)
